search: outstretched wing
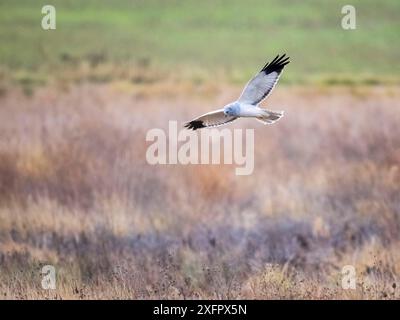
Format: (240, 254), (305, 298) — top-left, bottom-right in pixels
(184, 109), (237, 130)
(238, 54), (290, 105)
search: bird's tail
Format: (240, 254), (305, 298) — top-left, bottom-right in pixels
(256, 109), (284, 125)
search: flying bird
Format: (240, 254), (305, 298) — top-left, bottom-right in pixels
(185, 54), (290, 130)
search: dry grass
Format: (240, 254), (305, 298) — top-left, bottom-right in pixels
(0, 83), (400, 299)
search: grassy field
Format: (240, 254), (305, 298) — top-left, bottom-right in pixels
(1, 84), (400, 299)
(0, 0), (399, 85)
(1, 1), (400, 300)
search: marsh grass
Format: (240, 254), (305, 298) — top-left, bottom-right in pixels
(0, 83), (399, 299)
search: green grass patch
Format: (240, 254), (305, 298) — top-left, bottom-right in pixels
(0, 0), (399, 84)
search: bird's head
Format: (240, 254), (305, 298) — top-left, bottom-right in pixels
(223, 103), (239, 116)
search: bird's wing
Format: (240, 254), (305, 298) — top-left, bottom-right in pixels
(184, 109), (237, 130)
(238, 54), (290, 105)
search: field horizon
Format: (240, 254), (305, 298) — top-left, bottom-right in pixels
(1, 0), (400, 88)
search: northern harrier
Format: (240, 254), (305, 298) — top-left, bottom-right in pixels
(185, 54), (290, 130)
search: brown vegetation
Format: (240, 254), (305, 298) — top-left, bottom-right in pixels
(0, 83), (399, 299)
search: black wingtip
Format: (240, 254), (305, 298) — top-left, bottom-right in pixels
(184, 120), (206, 130)
(261, 54), (290, 74)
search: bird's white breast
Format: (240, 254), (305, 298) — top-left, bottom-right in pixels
(237, 103), (262, 117)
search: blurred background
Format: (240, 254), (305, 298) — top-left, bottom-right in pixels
(0, 0), (399, 299)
